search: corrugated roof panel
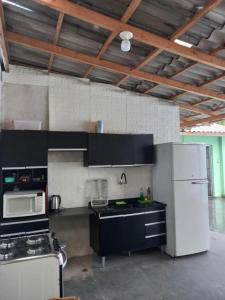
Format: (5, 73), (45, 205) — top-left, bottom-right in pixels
(129, 0), (205, 38)
(58, 15), (110, 57)
(4, 1), (58, 43)
(70, 0), (130, 20)
(52, 57), (90, 78)
(9, 44), (49, 69)
(89, 68), (125, 84)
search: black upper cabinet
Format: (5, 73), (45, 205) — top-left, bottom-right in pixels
(133, 134), (155, 164)
(48, 131), (87, 150)
(111, 134), (134, 165)
(1, 130), (48, 167)
(84, 134), (113, 166)
(84, 133), (154, 166)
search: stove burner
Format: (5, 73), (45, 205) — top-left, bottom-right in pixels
(0, 250), (14, 261)
(0, 240), (16, 250)
(26, 236), (44, 246)
(27, 246), (44, 256)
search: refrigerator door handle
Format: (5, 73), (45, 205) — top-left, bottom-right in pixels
(191, 180), (208, 184)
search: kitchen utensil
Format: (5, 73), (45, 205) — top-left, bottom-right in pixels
(49, 195), (61, 211)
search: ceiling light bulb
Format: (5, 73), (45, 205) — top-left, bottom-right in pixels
(121, 39), (131, 52)
(119, 31), (133, 52)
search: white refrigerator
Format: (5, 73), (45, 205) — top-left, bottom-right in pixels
(153, 142), (210, 257)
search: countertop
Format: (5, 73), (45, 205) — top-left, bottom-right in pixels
(90, 198), (166, 217)
(49, 206), (92, 218)
(48, 199), (166, 218)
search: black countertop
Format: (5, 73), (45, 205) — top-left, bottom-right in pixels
(49, 206), (92, 218)
(48, 199), (166, 219)
(90, 198), (166, 217)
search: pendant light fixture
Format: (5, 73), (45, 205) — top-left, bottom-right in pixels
(119, 31), (133, 52)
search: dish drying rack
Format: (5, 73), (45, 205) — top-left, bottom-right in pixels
(86, 179), (108, 207)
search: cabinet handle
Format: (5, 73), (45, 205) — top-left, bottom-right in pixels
(145, 233), (166, 239)
(191, 181), (208, 184)
(145, 221), (165, 226)
(99, 209), (166, 219)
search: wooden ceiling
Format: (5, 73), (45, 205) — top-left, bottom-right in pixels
(1, 0), (225, 128)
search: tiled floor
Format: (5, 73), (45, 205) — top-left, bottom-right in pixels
(64, 198), (225, 300)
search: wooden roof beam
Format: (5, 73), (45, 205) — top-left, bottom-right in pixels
(32, 0), (225, 72)
(116, 0), (223, 86)
(144, 44), (225, 94)
(0, 1), (9, 71)
(6, 31), (225, 113)
(182, 113), (225, 127)
(178, 103), (217, 116)
(48, 12), (64, 72)
(83, 0), (142, 78)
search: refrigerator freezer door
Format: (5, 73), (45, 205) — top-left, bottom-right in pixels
(172, 144), (207, 181)
(173, 179), (209, 256)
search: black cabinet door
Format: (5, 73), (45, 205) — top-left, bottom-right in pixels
(111, 134), (134, 165)
(134, 134), (155, 164)
(1, 130), (47, 167)
(127, 215), (146, 251)
(24, 130), (48, 166)
(84, 134), (114, 166)
(48, 131), (87, 150)
(85, 133), (155, 166)
(84, 133), (135, 166)
(100, 217), (129, 256)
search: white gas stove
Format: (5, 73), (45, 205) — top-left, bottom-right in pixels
(0, 232), (67, 300)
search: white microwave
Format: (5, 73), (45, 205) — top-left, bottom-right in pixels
(3, 190), (45, 219)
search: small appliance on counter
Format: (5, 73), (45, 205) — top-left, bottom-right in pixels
(3, 190), (46, 219)
(86, 179), (108, 207)
(49, 195), (62, 212)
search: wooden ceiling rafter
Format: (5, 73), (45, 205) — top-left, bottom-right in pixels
(115, 0), (223, 87)
(176, 102), (217, 116)
(48, 11), (64, 72)
(83, 0), (142, 78)
(32, 0), (225, 72)
(6, 30), (225, 120)
(0, 0), (9, 71)
(144, 44), (225, 95)
(181, 113), (225, 128)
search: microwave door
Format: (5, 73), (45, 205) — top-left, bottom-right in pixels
(4, 194), (37, 218)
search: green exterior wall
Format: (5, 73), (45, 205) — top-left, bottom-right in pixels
(181, 135), (225, 197)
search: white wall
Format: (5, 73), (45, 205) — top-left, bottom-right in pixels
(1, 65), (180, 208)
(2, 83), (48, 129)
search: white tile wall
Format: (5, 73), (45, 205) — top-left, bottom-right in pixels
(48, 152), (152, 208)
(48, 75), (180, 208)
(2, 83), (49, 129)
(1, 65), (180, 208)
(2, 65), (49, 86)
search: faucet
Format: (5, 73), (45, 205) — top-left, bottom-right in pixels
(120, 173), (127, 185)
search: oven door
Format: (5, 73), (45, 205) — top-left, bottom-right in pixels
(3, 193), (45, 218)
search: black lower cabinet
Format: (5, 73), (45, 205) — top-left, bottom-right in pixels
(100, 217), (129, 255)
(89, 204), (166, 262)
